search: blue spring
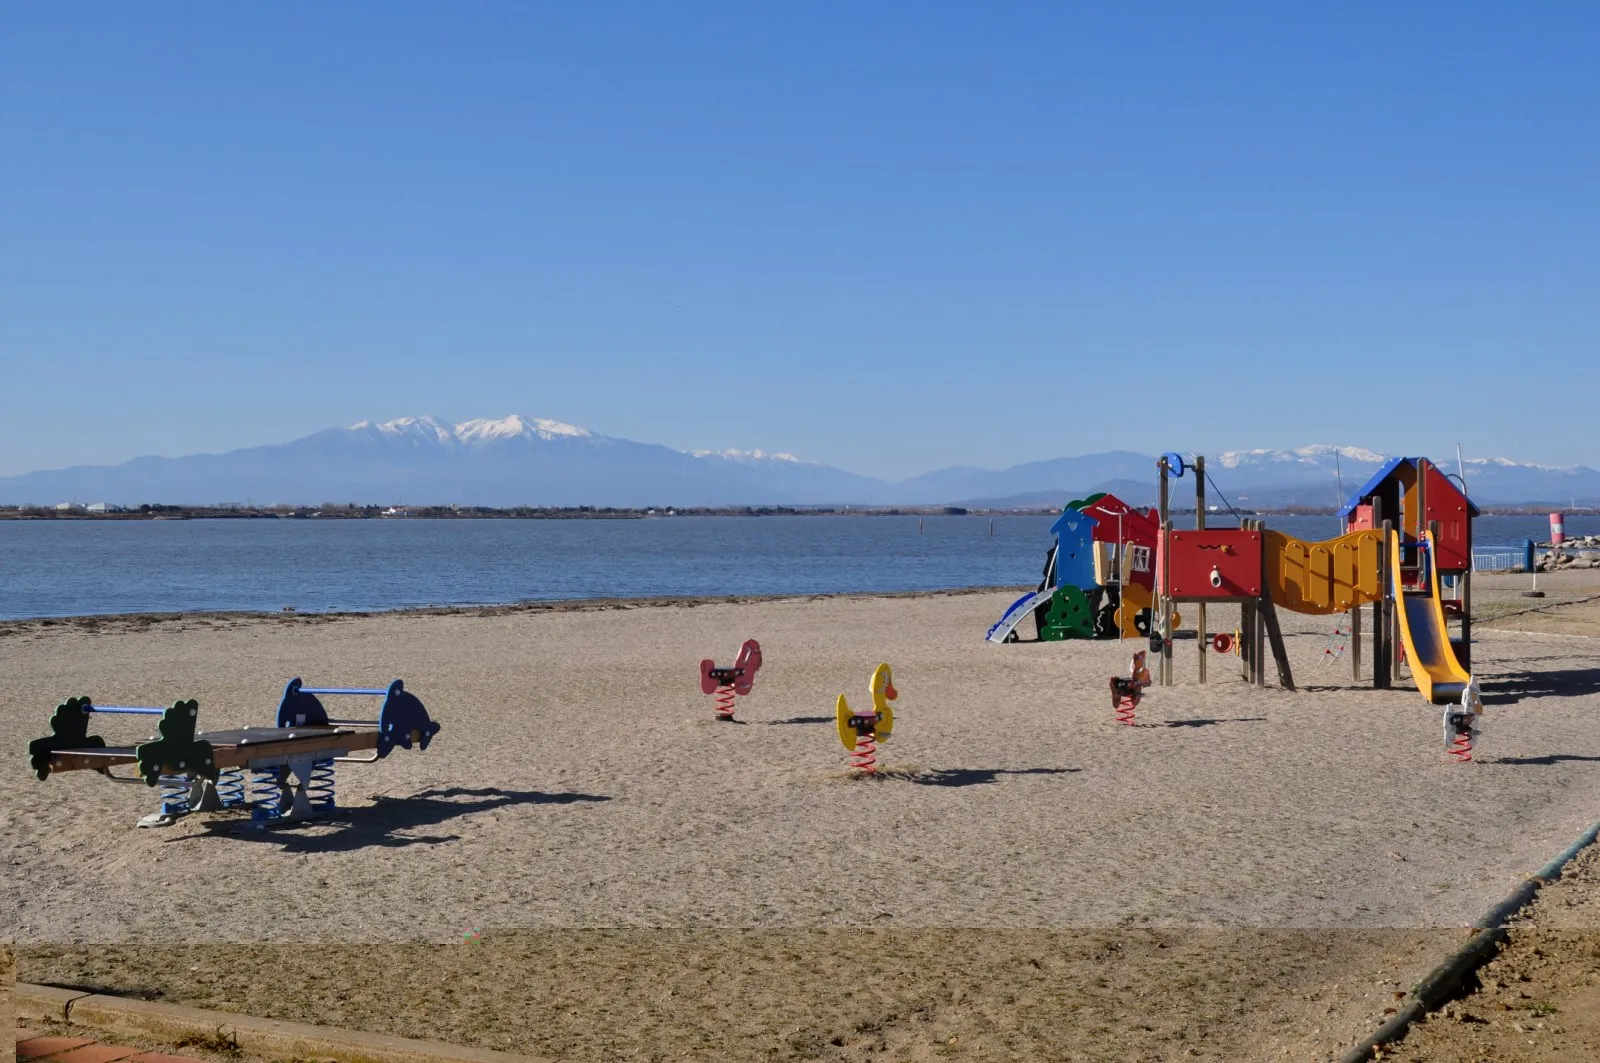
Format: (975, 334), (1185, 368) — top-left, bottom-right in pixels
(306, 759), (336, 810)
(250, 767), (285, 820)
(157, 774), (192, 818)
(214, 768), (246, 808)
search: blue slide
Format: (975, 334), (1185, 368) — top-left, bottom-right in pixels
(986, 589), (1053, 643)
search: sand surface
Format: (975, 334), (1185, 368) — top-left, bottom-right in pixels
(7, 575), (1600, 1060)
(7, 579), (1600, 942)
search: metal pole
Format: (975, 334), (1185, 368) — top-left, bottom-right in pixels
(1158, 457), (1172, 686)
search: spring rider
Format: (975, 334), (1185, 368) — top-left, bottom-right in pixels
(836, 663), (897, 774)
(1109, 650), (1151, 726)
(1444, 676), (1485, 763)
(700, 639), (763, 721)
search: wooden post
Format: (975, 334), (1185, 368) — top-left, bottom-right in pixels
(1249, 519), (1266, 686)
(1351, 602), (1362, 684)
(1376, 519), (1393, 690)
(1460, 568), (1472, 673)
(1240, 599), (1256, 682)
(1196, 456), (1207, 685)
(1416, 458), (1428, 549)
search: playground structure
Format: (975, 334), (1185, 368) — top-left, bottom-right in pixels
(836, 663), (897, 774)
(1345, 457), (1479, 700)
(27, 678), (440, 827)
(986, 492), (1170, 643)
(1150, 453), (1479, 710)
(699, 639), (763, 720)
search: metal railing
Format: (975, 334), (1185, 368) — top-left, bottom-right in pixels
(1472, 550), (1529, 573)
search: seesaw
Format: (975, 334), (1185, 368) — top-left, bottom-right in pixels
(27, 678), (440, 828)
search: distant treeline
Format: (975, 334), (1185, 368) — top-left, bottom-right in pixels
(0, 503), (984, 520)
(2, 502), (1592, 521)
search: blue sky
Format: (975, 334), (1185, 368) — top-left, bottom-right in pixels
(2, 3), (1595, 480)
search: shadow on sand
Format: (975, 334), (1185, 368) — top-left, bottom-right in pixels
(182, 785), (610, 851)
(1481, 667), (1600, 705)
(1162, 716), (1268, 729)
(890, 766), (1080, 788)
(1488, 753), (1600, 767)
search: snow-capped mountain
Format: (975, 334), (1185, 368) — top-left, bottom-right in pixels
(1201, 446), (1600, 505)
(0, 420), (1595, 508)
(355, 414), (594, 446)
(0, 415), (883, 508)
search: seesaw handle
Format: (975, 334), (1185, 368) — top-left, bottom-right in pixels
(297, 687), (389, 696)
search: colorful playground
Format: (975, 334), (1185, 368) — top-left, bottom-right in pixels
(7, 454), (1600, 1060)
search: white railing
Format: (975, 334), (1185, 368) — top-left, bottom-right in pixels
(1472, 550), (1527, 573)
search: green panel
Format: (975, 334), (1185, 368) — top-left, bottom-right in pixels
(134, 700), (218, 785)
(1039, 586), (1097, 641)
(27, 696), (105, 781)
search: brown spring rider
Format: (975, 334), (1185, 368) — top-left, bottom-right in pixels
(1109, 650), (1151, 726)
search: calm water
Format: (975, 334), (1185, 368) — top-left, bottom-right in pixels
(0, 514), (1589, 620)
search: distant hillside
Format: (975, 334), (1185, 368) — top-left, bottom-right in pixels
(1, 418), (1595, 509)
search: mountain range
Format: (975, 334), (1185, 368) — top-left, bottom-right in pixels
(2, 415), (1597, 509)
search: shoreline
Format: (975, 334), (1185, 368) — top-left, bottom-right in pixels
(0, 583), (1022, 635)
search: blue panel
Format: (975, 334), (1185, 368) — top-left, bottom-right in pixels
(1050, 508), (1099, 590)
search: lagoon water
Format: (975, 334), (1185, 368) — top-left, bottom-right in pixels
(0, 514), (1588, 621)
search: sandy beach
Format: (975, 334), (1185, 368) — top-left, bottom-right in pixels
(7, 573), (1600, 1059)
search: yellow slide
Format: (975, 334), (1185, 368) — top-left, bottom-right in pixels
(1264, 528), (1384, 615)
(1389, 529), (1472, 704)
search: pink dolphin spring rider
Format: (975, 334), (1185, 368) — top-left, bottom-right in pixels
(700, 639), (763, 720)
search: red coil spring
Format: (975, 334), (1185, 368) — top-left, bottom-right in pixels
(714, 684), (737, 719)
(1447, 730), (1474, 763)
(1110, 677), (1139, 726)
(850, 732), (878, 773)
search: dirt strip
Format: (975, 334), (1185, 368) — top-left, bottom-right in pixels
(1381, 844), (1600, 1061)
(19, 931), (1468, 1062)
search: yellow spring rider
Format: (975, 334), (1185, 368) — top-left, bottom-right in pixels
(836, 663), (897, 774)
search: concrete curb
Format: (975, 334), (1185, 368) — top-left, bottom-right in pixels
(17, 983), (553, 1063)
(1337, 819), (1600, 1063)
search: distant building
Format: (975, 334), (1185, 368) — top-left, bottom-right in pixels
(55, 502), (83, 511)
(86, 502), (123, 513)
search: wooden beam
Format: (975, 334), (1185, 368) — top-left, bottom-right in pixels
(1259, 595), (1296, 691)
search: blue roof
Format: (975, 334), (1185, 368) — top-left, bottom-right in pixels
(1337, 456), (1410, 518)
(1337, 456), (1481, 519)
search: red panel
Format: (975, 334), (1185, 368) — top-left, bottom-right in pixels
(1423, 464), (1471, 572)
(1347, 504), (1374, 531)
(1160, 529), (1263, 598)
(1078, 494), (1159, 547)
